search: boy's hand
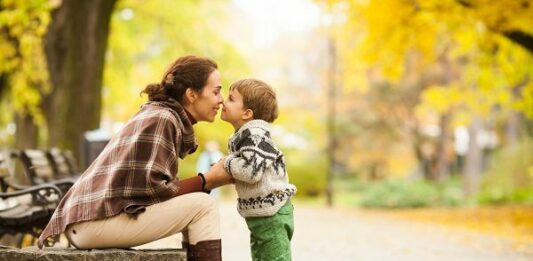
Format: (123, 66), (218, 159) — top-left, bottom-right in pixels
(204, 160), (234, 190)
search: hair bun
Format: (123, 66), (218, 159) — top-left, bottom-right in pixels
(141, 83), (168, 101)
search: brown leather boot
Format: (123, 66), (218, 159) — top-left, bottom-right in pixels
(188, 239), (222, 261)
(182, 241), (191, 260)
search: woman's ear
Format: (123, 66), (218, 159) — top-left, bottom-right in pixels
(184, 88), (198, 104)
(242, 109), (254, 120)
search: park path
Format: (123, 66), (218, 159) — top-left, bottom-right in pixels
(137, 200), (533, 261)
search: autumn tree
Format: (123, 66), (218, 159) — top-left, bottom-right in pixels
(43, 0), (118, 158)
(320, 0), (533, 195)
(0, 0), (51, 149)
(0, 0), (117, 159)
(1, 0), (247, 167)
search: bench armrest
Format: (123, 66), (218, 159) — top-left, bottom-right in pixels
(0, 183), (62, 206)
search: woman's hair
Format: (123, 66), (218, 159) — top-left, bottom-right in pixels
(229, 79), (279, 123)
(141, 55), (218, 103)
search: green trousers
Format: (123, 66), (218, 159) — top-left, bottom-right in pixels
(245, 201), (294, 261)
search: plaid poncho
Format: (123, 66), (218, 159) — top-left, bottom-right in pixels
(38, 98), (201, 248)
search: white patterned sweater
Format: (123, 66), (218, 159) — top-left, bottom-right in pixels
(223, 120), (297, 218)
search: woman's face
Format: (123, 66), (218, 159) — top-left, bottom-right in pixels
(188, 70), (224, 122)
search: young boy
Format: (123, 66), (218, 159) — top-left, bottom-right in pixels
(221, 79), (297, 261)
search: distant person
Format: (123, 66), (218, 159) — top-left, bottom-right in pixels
(220, 79), (297, 261)
(38, 55), (234, 261)
(196, 141), (224, 198)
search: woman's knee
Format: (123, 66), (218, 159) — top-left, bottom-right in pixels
(195, 193), (218, 214)
(175, 192), (218, 214)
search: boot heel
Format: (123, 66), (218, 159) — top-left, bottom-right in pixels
(188, 239), (221, 261)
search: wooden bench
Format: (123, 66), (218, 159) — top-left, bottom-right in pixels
(46, 148), (79, 179)
(0, 151), (62, 248)
(17, 150), (75, 196)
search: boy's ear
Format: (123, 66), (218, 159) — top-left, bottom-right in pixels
(184, 88), (198, 104)
(242, 109), (254, 120)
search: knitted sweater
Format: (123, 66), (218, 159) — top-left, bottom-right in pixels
(223, 120), (296, 217)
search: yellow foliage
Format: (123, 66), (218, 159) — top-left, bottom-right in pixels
(421, 85), (456, 114)
(315, 0), (533, 179)
(103, 0), (249, 123)
(0, 0), (51, 124)
(515, 82), (533, 118)
(322, 0), (533, 119)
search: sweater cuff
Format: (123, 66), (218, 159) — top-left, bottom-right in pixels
(176, 176), (207, 196)
(223, 155), (236, 176)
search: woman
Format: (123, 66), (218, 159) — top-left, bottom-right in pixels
(38, 55), (233, 261)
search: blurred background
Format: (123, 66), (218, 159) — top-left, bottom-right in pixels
(1, 0), (532, 255)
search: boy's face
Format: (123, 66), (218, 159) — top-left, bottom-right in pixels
(221, 88), (250, 129)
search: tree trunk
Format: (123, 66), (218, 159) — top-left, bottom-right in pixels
(326, 36), (337, 207)
(14, 112), (39, 149)
(43, 0), (117, 160)
(463, 117), (483, 196)
(412, 126), (428, 179)
(506, 111), (521, 146)
(433, 113), (452, 181)
(506, 78), (528, 146)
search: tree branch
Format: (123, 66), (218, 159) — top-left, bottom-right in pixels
(453, 0), (533, 54)
(503, 30), (533, 54)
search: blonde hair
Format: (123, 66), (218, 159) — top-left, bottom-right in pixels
(229, 79), (279, 123)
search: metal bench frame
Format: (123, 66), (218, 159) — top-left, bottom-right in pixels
(0, 151), (62, 248)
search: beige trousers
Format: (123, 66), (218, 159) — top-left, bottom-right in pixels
(65, 192), (220, 249)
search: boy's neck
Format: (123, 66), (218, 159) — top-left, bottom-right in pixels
(232, 119), (253, 131)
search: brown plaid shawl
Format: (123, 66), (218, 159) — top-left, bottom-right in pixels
(38, 98), (199, 248)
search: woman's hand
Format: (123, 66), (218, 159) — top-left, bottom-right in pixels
(204, 160), (234, 190)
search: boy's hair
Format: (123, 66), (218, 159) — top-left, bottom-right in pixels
(230, 79), (279, 123)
